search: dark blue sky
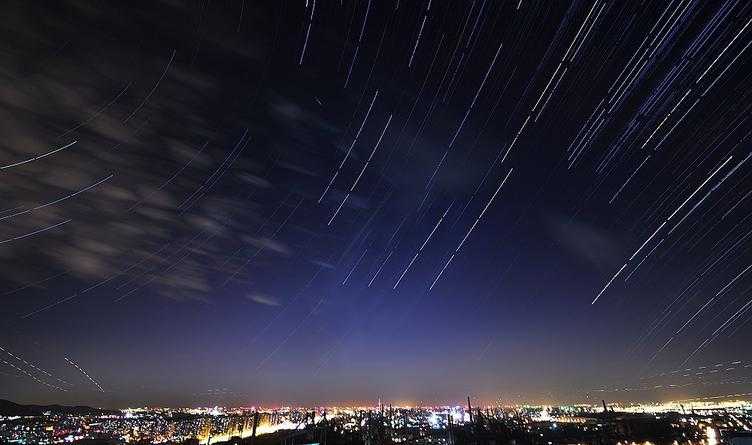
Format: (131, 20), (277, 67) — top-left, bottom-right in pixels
(1, 0), (751, 408)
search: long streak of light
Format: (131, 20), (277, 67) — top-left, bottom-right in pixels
(624, 238), (664, 282)
(430, 169), (512, 291)
(593, 156), (733, 304)
(123, 49), (176, 123)
(58, 83), (132, 138)
(129, 141), (209, 211)
(342, 248), (368, 285)
(457, 168), (513, 251)
(0, 175), (113, 221)
(328, 113), (392, 226)
(0, 346), (69, 386)
(650, 263), (752, 364)
(298, 0), (316, 65)
(668, 152), (752, 236)
(0, 219), (71, 245)
(256, 297), (326, 371)
(2, 270), (69, 296)
(1, 141), (77, 170)
(319, 90), (379, 203)
(64, 357), (105, 392)
(610, 156), (650, 204)
(425, 41), (503, 188)
(695, 16), (752, 84)
(368, 250), (393, 287)
(393, 204), (452, 289)
(0, 358), (65, 392)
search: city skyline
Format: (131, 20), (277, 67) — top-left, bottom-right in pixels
(2, 398), (749, 444)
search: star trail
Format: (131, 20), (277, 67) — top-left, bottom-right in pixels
(1, 0), (751, 409)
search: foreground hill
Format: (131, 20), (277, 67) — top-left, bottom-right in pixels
(0, 399), (117, 416)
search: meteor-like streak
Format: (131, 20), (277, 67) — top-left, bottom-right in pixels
(667, 152), (752, 236)
(1, 141), (77, 170)
(637, 223), (752, 347)
(58, 82), (132, 139)
(430, 168), (513, 291)
(123, 49), (176, 123)
(250, 266), (324, 345)
(1, 358), (66, 392)
(0, 219), (71, 245)
(641, 359), (751, 380)
(700, 36), (752, 97)
(535, 1), (606, 123)
(255, 296), (326, 371)
(592, 156), (733, 304)
(639, 88), (693, 150)
(457, 169), (513, 251)
(407, 10), (427, 68)
(0, 174), (113, 221)
(178, 131), (249, 211)
(298, 0), (316, 65)
(393, 204), (452, 290)
(424, 41), (503, 189)
(721, 189), (752, 220)
(508, 0), (605, 164)
(328, 113), (392, 226)
(319, 90), (379, 203)
(695, 16), (752, 85)
(368, 250), (393, 287)
(129, 140), (209, 211)
(0, 346), (69, 386)
(611, 156), (651, 204)
(624, 238), (664, 282)
(3, 270), (69, 296)
(21, 232), (202, 319)
(64, 357), (105, 392)
(650, 263), (752, 363)
(343, 0), (372, 88)
(342, 248), (368, 285)
(222, 197), (304, 286)
(685, 296), (752, 365)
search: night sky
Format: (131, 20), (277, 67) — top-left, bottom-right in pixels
(1, 0), (752, 408)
